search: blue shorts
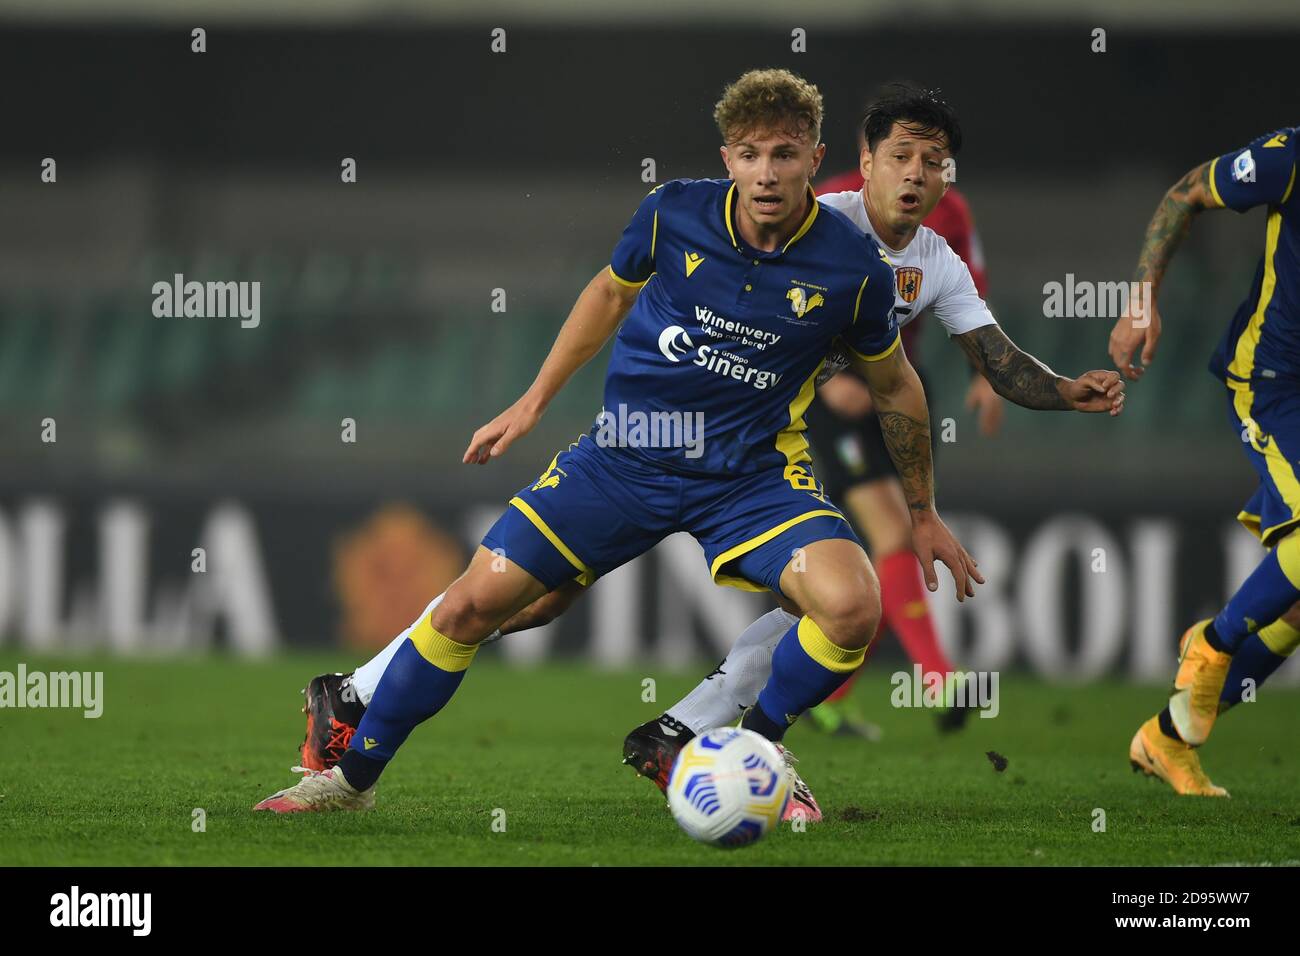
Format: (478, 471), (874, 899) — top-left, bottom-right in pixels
(1228, 381), (1300, 546)
(481, 435), (859, 596)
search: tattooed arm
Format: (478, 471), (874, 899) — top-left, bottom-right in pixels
(1108, 159), (1221, 380)
(1131, 160), (1220, 294)
(955, 324), (1070, 409)
(854, 345), (934, 514)
(955, 324), (1124, 414)
(849, 343), (983, 600)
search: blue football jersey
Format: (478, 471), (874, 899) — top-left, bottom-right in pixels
(1208, 126), (1300, 386)
(601, 178), (897, 476)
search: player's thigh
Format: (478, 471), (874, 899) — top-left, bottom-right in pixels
(687, 461), (865, 616)
(778, 536), (881, 649)
(842, 477), (912, 556)
(480, 434), (670, 603)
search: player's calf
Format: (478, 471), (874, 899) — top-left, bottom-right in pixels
(741, 538), (881, 742)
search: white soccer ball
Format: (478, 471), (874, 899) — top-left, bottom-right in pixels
(666, 727), (791, 848)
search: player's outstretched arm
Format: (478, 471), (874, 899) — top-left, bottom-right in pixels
(464, 268), (640, 464)
(850, 344), (984, 601)
(955, 325), (1125, 415)
(1108, 159), (1220, 380)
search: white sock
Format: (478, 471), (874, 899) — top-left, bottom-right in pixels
(352, 592), (445, 706)
(666, 607), (799, 734)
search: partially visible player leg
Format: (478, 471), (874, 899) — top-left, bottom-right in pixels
(1132, 530), (1300, 796)
(299, 581), (586, 771)
(1133, 389), (1300, 796)
(623, 604), (801, 788)
(740, 537), (881, 744)
(255, 546), (550, 811)
(813, 478), (932, 737)
(352, 582), (585, 704)
(1219, 601), (1300, 711)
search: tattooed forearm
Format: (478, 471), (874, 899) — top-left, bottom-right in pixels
(876, 409), (934, 513)
(956, 325), (1070, 410)
(1134, 160), (1215, 290)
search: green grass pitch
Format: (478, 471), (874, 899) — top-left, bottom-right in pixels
(2, 651), (1299, 866)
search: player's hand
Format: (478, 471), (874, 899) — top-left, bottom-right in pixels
(1057, 370), (1125, 416)
(463, 396), (543, 464)
(1108, 300), (1162, 381)
(964, 376), (1004, 436)
(910, 510), (984, 603)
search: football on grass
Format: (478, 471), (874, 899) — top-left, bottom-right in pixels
(666, 727), (790, 848)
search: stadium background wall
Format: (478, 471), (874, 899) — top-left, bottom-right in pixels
(0, 483), (1292, 686)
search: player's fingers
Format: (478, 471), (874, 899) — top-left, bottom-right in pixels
(917, 547), (939, 593)
(963, 548), (986, 585)
(1141, 331), (1159, 366)
(490, 424), (517, 458)
(465, 420), (505, 464)
(939, 547), (968, 602)
(463, 428), (491, 464)
(1107, 336), (1129, 371)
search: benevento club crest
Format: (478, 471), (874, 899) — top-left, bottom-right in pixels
(895, 267), (923, 303)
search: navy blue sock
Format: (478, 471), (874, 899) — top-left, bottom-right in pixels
(746, 616), (865, 742)
(336, 616), (478, 791)
(1220, 632), (1291, 710)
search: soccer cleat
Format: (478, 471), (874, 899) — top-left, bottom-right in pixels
(1128, 716), (1229, 797)
(622, 715), (693, 793)
(775, 744), (823, 822)
(252, 766), (377, 813)
(300, 673), (366, 772)
(807, 700), (884, 741)
(1168, 620), (1232, 746)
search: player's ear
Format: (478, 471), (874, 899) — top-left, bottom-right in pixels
(859, 145), (872, 181)
(720, 145), (733, 178)
(810, 142), (826, 176)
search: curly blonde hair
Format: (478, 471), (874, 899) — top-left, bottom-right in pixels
(713, 68), (823, 146)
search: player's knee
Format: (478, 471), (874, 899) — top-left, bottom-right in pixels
(805, 584), (880, 650)
(429, 584), (502, 642)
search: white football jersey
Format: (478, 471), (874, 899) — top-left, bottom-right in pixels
(816, 189), (995, 380)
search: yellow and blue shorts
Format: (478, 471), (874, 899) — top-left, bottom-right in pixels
(1229, 381), (1300, 547)
(481, 435), (858, 596)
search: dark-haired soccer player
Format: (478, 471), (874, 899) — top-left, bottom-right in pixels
(255, 68), (984, 814)
(805, 90), (1000, 739)
(1116, 126), (1299, 796)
